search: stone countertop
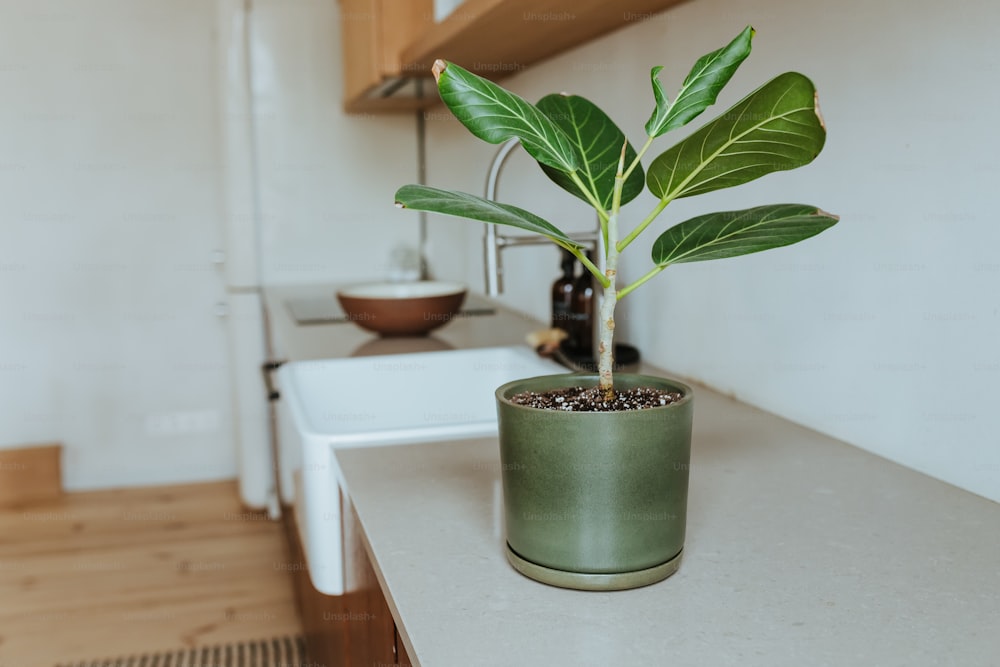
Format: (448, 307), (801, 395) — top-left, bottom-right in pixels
(261, 282), (541, 362)
(335, 384), (1000, 667)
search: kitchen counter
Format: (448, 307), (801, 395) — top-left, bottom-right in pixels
(336, 383), (1000, 666)
(266, 282), (998, 664)
(262, 282), (541, 362)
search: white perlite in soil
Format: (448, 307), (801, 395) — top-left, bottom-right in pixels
(509, 386), (683, 412)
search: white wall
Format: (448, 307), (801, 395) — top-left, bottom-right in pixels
(0, 0), (428, 492)
(4, 0), (994, 502)
(0, 0), (236, 488)
(250, 0), (421, 285)
(425, 0), (1000, 502)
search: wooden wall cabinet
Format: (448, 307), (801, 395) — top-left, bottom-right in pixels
(340, 0), (435, 113)
(339, 0), (691, 113)
(284, 499), (413, 667)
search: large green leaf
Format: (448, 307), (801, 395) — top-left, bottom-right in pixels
(394, 184), (584, 248)
(434, 61), (580, 173)
(645, 25), (755, 137)
(536, 93), (645, 210)
(646, 72), (826, 201)
(651, 204), (839, 266)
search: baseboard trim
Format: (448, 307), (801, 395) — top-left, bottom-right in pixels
(0, 443), (63, 506)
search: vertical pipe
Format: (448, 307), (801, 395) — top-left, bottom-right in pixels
(415, 80), (429, 279)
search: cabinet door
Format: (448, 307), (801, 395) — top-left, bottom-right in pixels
(344, 522), (398, 666)
(340, 0), (433, 107)
(395, 625), (415, 667)
(283, 511), (349, 666)
(284, 500), (397, 666)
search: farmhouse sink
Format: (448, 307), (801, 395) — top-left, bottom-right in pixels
(275, 345), (568, 595)
(281, 345), (567, 446)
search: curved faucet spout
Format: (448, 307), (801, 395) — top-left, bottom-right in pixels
(483, 138), (521, 296)
(485, 138), (521, 202)
(482, 138), (598, 296)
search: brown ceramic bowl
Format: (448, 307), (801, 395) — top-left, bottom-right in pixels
(336, 281), (467, 337)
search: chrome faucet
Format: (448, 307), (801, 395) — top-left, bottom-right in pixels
(483, 138), (600, 296)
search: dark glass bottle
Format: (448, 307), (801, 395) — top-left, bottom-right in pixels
(551, 249), (577, 330)
(568, 251), (595, 356)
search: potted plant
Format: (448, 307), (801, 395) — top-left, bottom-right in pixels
(395, 26), (838, 590)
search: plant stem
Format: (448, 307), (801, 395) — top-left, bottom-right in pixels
(621, 110), (795, 254)
(618, 196), (670, 253)
(598, 142), (629, 399)
(621, 135), (654, 183)
(598, 224), (618, 398)
(573, 249), (610, 288)
(617, 264), (667, 300)
(568, 172), (610, 226)
(613, 135), (663, 256)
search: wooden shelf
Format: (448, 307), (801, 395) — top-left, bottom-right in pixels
(402, 0), (688, 78)
(340, 0), (436, 112)
(341, 0), (689, 113)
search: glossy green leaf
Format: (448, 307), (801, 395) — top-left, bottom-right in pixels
(645, 25), (755, 137)
(394, 185), (584, 248)
(651, 204), (839, 266)
(536, 93), (645, 210)
(645, 66), (672, 138)
(646, 72), (826, 201)
(435, 61), (580, 173)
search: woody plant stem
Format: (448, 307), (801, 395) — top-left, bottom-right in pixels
(596, 142), (630, 399)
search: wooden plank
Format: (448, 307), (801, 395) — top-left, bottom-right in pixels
(395, 625), (415, 667)
(378, 0), (434, 78)
(0, 443), (62, 506)
(344, 90), (439, 114)
(341, 0), (688, 112)
(344, 502), (397, 667)
(282, 507), (350, 666)
(0, 480), (302, 667)
(401, 0), (690, 77)
(340, 0), (433, 109)
(282, 491), (401, 666)
(340, 0), (382, 104)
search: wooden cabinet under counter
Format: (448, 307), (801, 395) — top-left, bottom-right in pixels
(339, 0), (690, 113)
(284, 490), (411, 666)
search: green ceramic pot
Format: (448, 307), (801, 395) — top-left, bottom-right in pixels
(495, 373), (693, 591)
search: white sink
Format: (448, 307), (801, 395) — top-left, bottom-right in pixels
(275, 345), (568, 595)
(283, 345), (566, 447)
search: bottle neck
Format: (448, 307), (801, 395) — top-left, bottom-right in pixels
(559, 250), (576, 279)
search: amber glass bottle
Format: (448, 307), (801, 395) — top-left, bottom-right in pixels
(567, 251), (595, 355)
(551, 249), (577, 330)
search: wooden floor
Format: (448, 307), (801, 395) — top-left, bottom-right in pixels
(0, 480), (303, 667)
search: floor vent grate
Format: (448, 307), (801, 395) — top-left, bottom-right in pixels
(55, 635), (308, 667)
